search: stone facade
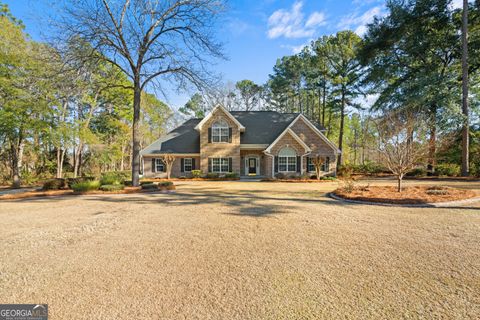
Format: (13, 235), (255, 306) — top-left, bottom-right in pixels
(199, 108), (241, 175)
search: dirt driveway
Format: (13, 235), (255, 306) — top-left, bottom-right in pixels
(1, 179), (479, 319)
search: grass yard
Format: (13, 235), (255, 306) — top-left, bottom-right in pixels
(0, 179), (479, 319)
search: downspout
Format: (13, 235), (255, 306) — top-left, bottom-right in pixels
(263, 150), (275, 178)
(302, 151), (311, 175)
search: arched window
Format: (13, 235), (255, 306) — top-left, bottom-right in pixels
(278, 147), (297, 172)
(211, 119), (229, 142)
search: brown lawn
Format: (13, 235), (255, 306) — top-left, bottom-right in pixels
(0, 179), (479, 319)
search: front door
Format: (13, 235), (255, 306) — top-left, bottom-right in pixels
(248, 158), (257, 175)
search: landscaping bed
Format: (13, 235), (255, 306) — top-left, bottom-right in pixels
(0, 184), (175, 201)
(261, 177), (337, 183)
(333, 185), (477, 205)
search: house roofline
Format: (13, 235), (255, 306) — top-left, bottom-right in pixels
(265, 128), (311, 153)
(194, 105), (246, 132)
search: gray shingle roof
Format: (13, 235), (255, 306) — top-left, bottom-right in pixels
(141, 111), (326, 154)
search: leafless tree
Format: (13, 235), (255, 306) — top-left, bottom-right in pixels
(311, 155), (325, 180)
(54, 0), (225, 186)
(159, 154), (175, 179)
(375, 111), (427, 192)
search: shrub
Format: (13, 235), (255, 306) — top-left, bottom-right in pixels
(71, 180), (101, 192)
(67, 176), (95, 188)
(124, 180), (133, 186)
(275, 172), (286, 179)
(141, 183), (158, 190)
(353, 162), (385, 175)
(337, 165), (353, 179)
(435, 163), (460, 177)
(224, 172), (238, 179)
(42, 178), (68, 190)
(320, 176), (336, 181)
(341, 179), (355, 193)
(407, 167), (427, 177)
(310, 174), (317, 180)
(99, 184), (125, 192)
(206, 172), (219, 179)
(100, 171), (129, 185)
(158, 181), (173, 187)
(426, 186), (450, 195)
(191, 170), (202, 178)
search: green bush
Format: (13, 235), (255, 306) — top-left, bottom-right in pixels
(320, 176), (336, 181)
(353, 162), (385, 175)
(124, 180), (133, 186)
(67, 176), (96, 188)
(435, 163), (460, 177)
(72, 180), (101, 192)
(224, 172), (238, 179)
(337, 165), (353, 178)
(141, 183), (158, 190)
(42, 178), (68, 190)
(406, 167), (427, 177)
(158, 181), (173, 187)
(275, 172), (286, 179)
(99, 184), (125, 191)
(191, 170), (202, 178)
(206, 172), (219, 179)
(100, 171), (130, 185)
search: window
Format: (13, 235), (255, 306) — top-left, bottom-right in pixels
(184, 158), (192, 172)
(322, 157), (330, 171)
(307, 157), (315, 172)
(278, 147), (296, 172)
(212, 120), (229, 143)
(155, 158), (164, 172)
(211, 158), (230, 173)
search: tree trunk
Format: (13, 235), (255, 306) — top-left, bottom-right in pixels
(337, 89), (346, 166)
(132, 80), (142, 187)
(11, 138), (24, 189)
(428, 104), (437, 174)
(322, 76), (326, 126)
(73, 143), (83, 178)
(461, 0), (469, 176)
(397, 175), (403, 192)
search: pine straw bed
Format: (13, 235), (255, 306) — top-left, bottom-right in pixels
(333, 185), (477, 205)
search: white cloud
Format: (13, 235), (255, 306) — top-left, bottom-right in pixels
(281, 40), (311, 54)
(338, 6), (385, 36)
(451, 0), (463, 9)
(305, 12), (327, 28)
(267, 1), (327, 39)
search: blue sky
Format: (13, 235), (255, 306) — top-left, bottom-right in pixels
(4, 0), (463, 109)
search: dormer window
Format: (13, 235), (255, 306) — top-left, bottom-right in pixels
(211, 120), (230, 143)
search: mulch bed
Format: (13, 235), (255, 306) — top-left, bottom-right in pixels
(0, 185), (175, 201)
(144, 178), (240, 182)
(261, 179), (336, 183)
(333, 185), (477, 205)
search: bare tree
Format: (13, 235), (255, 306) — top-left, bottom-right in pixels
(159, 154), (175, 179)
(375, 111), (427, 192)
(55, 0), (225, 186)
(311, 155), (325, 180)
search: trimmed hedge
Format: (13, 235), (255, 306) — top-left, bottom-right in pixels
(435, 163), (460, 177)
(141, 183), (158, 190)
(99, 184), (125, 191)
(42, 178), (68, 190)
(72, 180), (101, 192)
(191, 170), (202, 178)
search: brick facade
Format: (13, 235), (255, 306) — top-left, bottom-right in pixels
(143, 156), (200, 178)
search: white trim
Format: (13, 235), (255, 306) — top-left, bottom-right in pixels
(142, 153), (200, 157)
(240, 144), (269, 149)
(183, 158), (193, 172)
(244, 155), (260, 176)
(265, 128), (311, 153)
(194, 105), (245, 132)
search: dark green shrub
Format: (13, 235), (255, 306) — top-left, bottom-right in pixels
(100, 171), (130, 185)
(67, 176), (95, 188)
(224, 172), (238, 178)
(124, 180), (133, 186)
(99, 184), (125, 191)
(354, 162), (385, 175)
(42, 178), (68, 190)
(320, 176), (336, 181)
(407, 167), (427, 177)
(141, 183), (158, 190)
(275, 172), (286, 179)
(72, 180), (101, 192)
(158, 181), (173, 187)
(206, 172), (219, 179)
(435, 163), (460, 177)
(191, 170), (202, 178)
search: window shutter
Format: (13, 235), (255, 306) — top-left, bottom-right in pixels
(228, 127), (232, 143)
(208, 128), (212, 143)
(192, 158), (196, 170)
(229, 157), (233, 172)
(180, 158), (184, 173)
(152, 158), (156, 172)
(306, 157), (311, 172)
(326, 157), (330, 171)
(208, 158), (212, 173)
(274, 156), (278, 173)
(296, 156), (301, 173)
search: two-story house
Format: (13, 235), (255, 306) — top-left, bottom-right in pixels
(140, 105), (340, 178)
